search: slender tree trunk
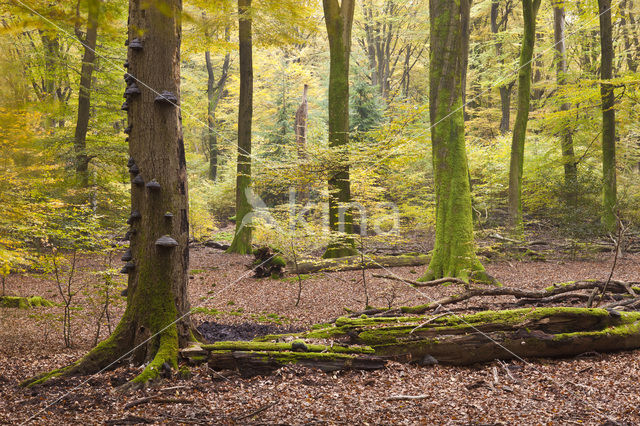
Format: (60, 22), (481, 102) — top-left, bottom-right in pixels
(423, 0), (487, 282)
(74, 0), (100, 187)
(322, 0), (357, 259)
(554, 4), (577, 201)
(205, 38), (230, 181)
(23, 0), (191, 389)
(227, 0), (253, 254)
(491, 0), (513, 134)
(507, 0), (541, 232)
(295, 84), (309, 202)
(598, 0), (617, 231)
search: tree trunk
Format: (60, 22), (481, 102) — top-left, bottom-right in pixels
(191, 308), (640, 374)
(295, 84), (309, 202)
(322, 0), (357, 259)
(599, 0), (617, 232)
(507, 0), (541, 232)
(23, 0), (191, 389)
(553, 4), (577, 202)
(73, 0), (100, 187)
(205, 27), (231, 181)
(423, 0), (486, 282)
(620, 0), (638, 73)
(491, 0), (513, 134)
(227, 0), (254, 254)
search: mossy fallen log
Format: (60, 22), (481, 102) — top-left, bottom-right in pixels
(0, 296), (55, 309)
(289, 253), (429, 275)
(194, 308), (640, 375)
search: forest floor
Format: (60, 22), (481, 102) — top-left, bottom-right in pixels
(1, 236), (640, 425)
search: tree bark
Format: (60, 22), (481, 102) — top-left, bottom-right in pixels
(73, 0), (101, 187)
(322, 0), (357, 259)
(205, 27), (231, 181)
(491, 0), (513, 134)
(192, 308), (640, 374)
(507, 0), (541, 232)
(553, 4), (577, 201)
(227, 0), (254, 254)
(23, 0), (191, 389)
(422, 0), (486, 282)
(295, 84), (309, 202)
(598, 0), (617, 232)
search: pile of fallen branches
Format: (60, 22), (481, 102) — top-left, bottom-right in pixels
(363, 275), (640, 316)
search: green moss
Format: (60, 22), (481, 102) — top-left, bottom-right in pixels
(1, 296), (56, 309)
(202, 340), (374, 354)
(271, 255), (286, 267)
(178, 366), (192, 380)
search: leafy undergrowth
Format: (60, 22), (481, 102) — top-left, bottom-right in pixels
(1, 244), (640, 424)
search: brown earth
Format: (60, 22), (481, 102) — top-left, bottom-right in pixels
(1, 244), (639, 425)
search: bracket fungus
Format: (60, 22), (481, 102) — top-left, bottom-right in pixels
(128, 38), (143, 50)
(121, 102), (129, 111)
(124, 124), (132, 134)
(121, 249), (133, 262)
(164, 212), (174, 219)
(154, 91), (178, 105)
(155, 235), (179, 248)
(126, 210), (142, 224)
(127, 157), (135, 168)
(129, 164), (140, 175)
(132, 175), (144, 186)
(124, 82), (141, 97)
(120, 261), (135, 274)
(145, 179), (161, 190)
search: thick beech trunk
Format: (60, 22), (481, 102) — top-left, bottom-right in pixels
(227, 0), (254, 254)
(73, 0), (100, 187)
(507, 0), (541, 232)
(598, 0), (617, 232)
(23, 0), (191, 389)
(322, 0), (357, 259)
(423, 0), (486, 282)
(553, 5), (577, 201)
(187, 308), (640, 375)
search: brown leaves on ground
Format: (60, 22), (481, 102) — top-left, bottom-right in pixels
(1, 245), (640, 424)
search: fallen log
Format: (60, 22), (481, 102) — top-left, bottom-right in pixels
(189, 308), (640, 376)
(0, 296), (55, 309)
(289, 253), (429, 275)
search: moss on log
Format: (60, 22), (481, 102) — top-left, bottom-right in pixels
(290, 253), (428, 275)
(199, 308), (640, 375)
(0, 296), (56, 309)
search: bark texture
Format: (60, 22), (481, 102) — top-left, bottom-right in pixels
(73, 0), (100, 186)
(188, 308), (640, 375)
(205, 26), (230, 181)
(507, 0), (541, 232)
(598, 0), (617, 232)
(423, 0), (486, 282)
(227, 0), (254, 254)
(323, 0), (357, 259)
(23, 0), (191, 389)
(553, 4), (577, 200)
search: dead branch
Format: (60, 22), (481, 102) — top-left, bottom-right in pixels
(124, 396), (193, 410)
(372, 274), (466, 287)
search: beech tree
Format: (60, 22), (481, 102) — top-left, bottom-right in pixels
(23, 0), (192, 388)
(507, 0), (541, 231)
(227, 0), (254, 254)
(323, 0), (357, 259)
(73, 0), (101, 187)
(598, 0), (617, 231)
(553, 2), (577, 201)
(422, 0), (487, 282)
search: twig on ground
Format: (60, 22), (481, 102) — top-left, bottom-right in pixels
(124, 396), (193, 410)
(385, 394), (430, 401)
(232, 399), (279, 421)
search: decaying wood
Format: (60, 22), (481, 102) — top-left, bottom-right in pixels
(191, 308), (640, 376)
(290, 254), (429, 274)
(372, 274), (466, 287)
(124, 396), (193, 410)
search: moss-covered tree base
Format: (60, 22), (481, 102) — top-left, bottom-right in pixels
(185, 308), (640, 376)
